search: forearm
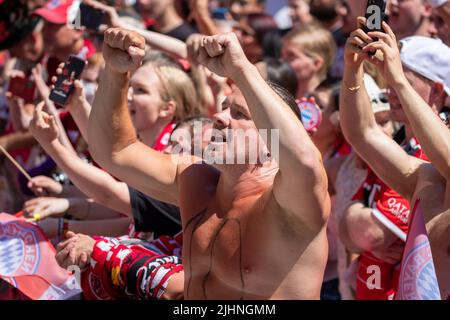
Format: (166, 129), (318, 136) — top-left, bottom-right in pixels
(9, 104), (32, 132)
(394, 78), (450, 179)
(233, 64), (321, 170)
(67, 198), (123, 220)
(340, 64), (378, 144)
(67, 216), (131, 236)
(118, 20), (187, 60)
(89, 67), (138, 163)
(42, 140), (131, 215)
(67, 98), (91, 143)
(0, 131), (37, 152)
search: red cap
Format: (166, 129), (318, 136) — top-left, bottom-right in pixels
(33, 0), (75, 24)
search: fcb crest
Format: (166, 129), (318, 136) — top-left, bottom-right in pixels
(398, 236), (441, 300)
(0, 222), (40, 277)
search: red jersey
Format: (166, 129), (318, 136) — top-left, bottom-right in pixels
(352, 168), (410, 300)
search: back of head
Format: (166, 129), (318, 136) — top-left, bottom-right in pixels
(283, 24), (337, 80)
(0, 1), (41, 50)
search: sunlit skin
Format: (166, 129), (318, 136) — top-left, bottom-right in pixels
(388, 0), (435, 39)
(340, 19), (450, 297)
(75, 29), (330, 299)
(127, 64), (175, 147)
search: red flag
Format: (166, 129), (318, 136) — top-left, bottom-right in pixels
(0, 213), (81, 299)
(395, 200), (441, 300)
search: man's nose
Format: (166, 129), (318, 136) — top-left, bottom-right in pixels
(127, 87), (133, 102)
(212, 110), (230, 129)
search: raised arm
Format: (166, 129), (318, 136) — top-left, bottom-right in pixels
(363, 24), (450, 181)
(339, 18), (423, 200)
(88, 29), (181, 205)
(85, 0), (187, 60)
(192, 33), (329, 226)
(29, 102), (131, 215)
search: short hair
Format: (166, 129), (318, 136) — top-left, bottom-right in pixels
(283, 24), (337, 81)
(268, 81), (302, 122)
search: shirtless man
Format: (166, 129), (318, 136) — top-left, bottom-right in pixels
(55, 29), (330, 300)
(340, 18), (450, 297)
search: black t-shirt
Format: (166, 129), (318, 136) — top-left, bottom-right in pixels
(128, 186), (182, 238)
(148, 22), (196, 42)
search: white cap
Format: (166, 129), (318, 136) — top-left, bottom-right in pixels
(400, 36), (450, 96)
(364, 74), (390, 114)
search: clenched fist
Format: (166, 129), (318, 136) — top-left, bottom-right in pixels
(102, 28), (146, 74)
(188, 32), (250, 79)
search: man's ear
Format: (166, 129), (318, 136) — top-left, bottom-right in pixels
(429, 81), (445, 108)
(159, 100), (176, 119)
(313, 56), (324, 74)
(422, 3), (433, 18)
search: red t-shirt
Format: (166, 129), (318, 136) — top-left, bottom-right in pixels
(352, 168), (410, 300)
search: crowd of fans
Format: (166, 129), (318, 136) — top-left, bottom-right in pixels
(0, 0), (449, 300)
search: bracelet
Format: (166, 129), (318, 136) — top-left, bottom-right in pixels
(344, 80), (362, 92)
(427, 0), (447, 8)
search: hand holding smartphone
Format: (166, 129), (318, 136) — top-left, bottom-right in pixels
(362, 0), (387, 56)
(49, 56), (86, 106)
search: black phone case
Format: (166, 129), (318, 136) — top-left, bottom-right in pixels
(79, 3), (105, 31)
(362, 0), (387, 33)
(49, 56), (86, 106)
(362, 0), (387, 56)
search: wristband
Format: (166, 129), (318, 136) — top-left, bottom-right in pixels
(427, 0), (447, 8)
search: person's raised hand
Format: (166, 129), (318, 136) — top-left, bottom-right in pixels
(23, 197), (69, 220)
(190, 32), (250, 79)
(344, 17), (374, 68)
(29, 101), (60, 145)
(102, 28), (146, 74)
(27, 175), (63, 197)
(83, 0), (123, 30)
(363, 21), (406, 87)
(56, 231), (95, 271)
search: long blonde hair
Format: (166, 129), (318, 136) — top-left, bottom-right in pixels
(283, 24), (336, 81)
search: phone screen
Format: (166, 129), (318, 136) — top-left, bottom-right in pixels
(49, 56), (86, 106)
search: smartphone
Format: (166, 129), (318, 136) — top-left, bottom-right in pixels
(363, 0), (387, 33)
(49, 56), (86, 106)
(79, 3), (106, 31)
(362, 0), (387, 56)
(9, 76), (36, 103)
